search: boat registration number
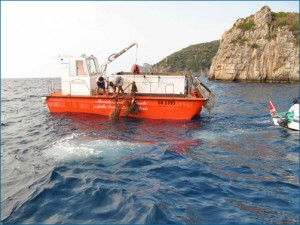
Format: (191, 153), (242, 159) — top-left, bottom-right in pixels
(158, 100), (175, 105)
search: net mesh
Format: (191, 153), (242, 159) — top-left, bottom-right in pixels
(109, 106), (121, 120)
(124, 99), (140, 117)
(109, 98), (121, 120)
(204, 92), (216, 116)
(109, 82), (140, 120)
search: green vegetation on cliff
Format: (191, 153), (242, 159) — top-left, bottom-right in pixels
(237, 19), (255, 31)
(234, 8), (298, 42)
(153, 40), (219, 73)
(230, 8), (298, 44)
(272, 11), (298, 41)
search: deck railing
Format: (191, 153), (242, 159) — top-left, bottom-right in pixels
(62, 79), (91, 95)
(47, 80), (61, 95)
(123, 81), (175, 96)
(47, 79), (177, 96)
(47, 79), (91, 95)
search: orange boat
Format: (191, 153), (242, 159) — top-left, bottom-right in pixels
(44, 43), (214, 120)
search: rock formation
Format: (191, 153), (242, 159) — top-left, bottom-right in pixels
(209, 6), (299, 82)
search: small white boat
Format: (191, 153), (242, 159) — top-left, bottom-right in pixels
(269, 100), (299, 131)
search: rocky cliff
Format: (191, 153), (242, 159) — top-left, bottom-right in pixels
(209, 6), (299, 82)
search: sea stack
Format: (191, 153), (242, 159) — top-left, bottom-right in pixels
(209, 6), (299, 82)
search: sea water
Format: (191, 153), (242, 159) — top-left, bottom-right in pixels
(1, 77), (299, 224)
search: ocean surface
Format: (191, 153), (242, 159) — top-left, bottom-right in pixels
(1, 77), (299, 224)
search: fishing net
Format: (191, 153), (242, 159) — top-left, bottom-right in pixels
(192, 77), (216, 116)
(124, 102), (131, 117)
(109, 81), (140, 120)
(124, 99), (140, 117)
(204, 92), (216, 116)
(109, 98), (121, 120)
(109, 106), (121, 120)
(123, 82), (139, 117)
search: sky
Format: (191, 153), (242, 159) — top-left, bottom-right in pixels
(1, 1), (299, 78)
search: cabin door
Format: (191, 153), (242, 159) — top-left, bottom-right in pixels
(69, 60), (86, 76)
(76, 60), (86, 75)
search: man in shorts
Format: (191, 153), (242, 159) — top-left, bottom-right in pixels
(96, 76), (106, 96)
(108, 76), (125, 97)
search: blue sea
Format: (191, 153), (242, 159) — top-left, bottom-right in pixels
(1, 77), (299, 224)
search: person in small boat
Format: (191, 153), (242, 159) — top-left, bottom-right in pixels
(108, 76), (125, 98)
(286, 97), (299, 121)
(96, 76), (106, 96)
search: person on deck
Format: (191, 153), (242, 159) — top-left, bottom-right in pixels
(286, 97), (299, 121)
(108, 76), (125, 98)
(96, 76), (106, 96)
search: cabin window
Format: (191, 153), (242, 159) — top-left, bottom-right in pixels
(86, 58), (99, 75)
(94, 59), (101, 74)
(69, 60), (76, 76)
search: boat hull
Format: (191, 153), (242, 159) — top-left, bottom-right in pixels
(272, 113), (299, 131)
(45, 92), (206, 120)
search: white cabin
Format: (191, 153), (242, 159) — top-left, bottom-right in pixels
(60, 54), (100, 95)
(59, 55), (188, 96)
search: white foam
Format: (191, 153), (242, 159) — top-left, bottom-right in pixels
(192, 128), (246, 142)
(256, 119), (274, 124)
(45, 133), (147, 163)
(285, 153), (299, 163)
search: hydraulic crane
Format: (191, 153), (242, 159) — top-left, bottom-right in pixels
(100, 42), (138, 75)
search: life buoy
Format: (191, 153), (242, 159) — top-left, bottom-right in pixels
(191, 90), (199, 97)
(133, 64), (140, 74)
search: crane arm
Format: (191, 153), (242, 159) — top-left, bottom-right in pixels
(100, 42), (138, 74)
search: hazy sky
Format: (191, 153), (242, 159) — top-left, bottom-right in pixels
(1, 1), (299, 78)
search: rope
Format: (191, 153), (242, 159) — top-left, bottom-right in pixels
(123, 82), (133, 92)
(135, 44), (138, 64)
(122, 82), (135, 100)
